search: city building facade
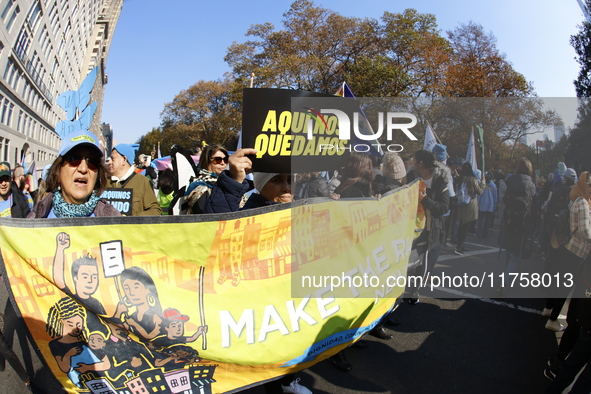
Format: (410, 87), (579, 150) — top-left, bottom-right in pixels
(0, 0), (123, 175)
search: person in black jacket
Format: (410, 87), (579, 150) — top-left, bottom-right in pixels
(543, 168), (578, 331)
(498, 158), (536, 295)
(294, 172), (329, 199)
(0, 161), (30, 218)
(404, 150), (450, 304)
(332, 152), (374, 199)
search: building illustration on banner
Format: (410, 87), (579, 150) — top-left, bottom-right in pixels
(205, 193), (418, 289)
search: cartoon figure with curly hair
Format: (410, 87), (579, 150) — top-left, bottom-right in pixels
(46, 297), (110, 388)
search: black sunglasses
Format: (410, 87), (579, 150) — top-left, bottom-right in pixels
(64, 154), (101, 171)
(211, 156), (228, 164)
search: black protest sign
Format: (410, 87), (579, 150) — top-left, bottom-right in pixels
(241, 88), (363, 173)
(101, 188), (133, 216)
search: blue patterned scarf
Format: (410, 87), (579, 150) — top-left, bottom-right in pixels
(52, 190), (101, 217)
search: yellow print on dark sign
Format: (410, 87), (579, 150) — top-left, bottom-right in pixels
(254, 110), (349, 158)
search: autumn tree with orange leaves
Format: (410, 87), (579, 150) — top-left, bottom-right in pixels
(145, 0), (557, 168)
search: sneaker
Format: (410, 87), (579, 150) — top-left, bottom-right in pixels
(544, 366), (558, 381)
(542, 308), (552, 317)
(282, 378), (312, 394)
(545, 319), (565, 332)
(453, 248), (464, 256)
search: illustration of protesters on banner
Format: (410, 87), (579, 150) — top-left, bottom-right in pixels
(153, 344), (201, 371)
(153, 308), (208, 348)
(52, 232), (109, 335)
(46, 297), (111, 388)
(102, 320), (157, 387)
(113, 266), (164, 343)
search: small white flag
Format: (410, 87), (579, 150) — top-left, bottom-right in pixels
(423, 124), (437, 152)
(466, 130), (477, 171)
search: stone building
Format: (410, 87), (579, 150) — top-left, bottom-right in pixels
(0, 0), (123, 174)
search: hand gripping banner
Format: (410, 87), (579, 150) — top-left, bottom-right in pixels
(0, 182), (420, 393)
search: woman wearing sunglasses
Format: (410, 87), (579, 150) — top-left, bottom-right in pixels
(27, 130), (120, 218)
(183, 144), (229, 214)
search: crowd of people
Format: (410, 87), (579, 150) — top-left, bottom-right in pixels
(3, 129), (591, 393)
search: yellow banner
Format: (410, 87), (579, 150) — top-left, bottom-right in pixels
(0, 181), (421, 393)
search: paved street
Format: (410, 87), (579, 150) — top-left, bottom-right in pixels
(0, 225), (564, 394)
(243, 225), (563, 394)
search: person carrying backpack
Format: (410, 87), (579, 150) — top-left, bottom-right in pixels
(499, 158), (536, 294)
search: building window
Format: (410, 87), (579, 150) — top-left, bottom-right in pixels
(5, 5), (20, 32)
(0, 137), (8, 161)
(15, 27), (31, 58)
(1, 0), (15, 20)
(16, 110), (22, 132)
(3, 60), (16, 86)
(6, 102), (13, 126)
(3, 139), (8, 161)
(26, 1), (42, 32)
(0, 99), (10, 124)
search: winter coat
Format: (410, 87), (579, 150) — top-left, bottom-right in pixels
(373, 175), (403, 196)
(205, 171), (257, 213)
(307, 176), (330, 198)
(108, 173), (161, 216)
(456, 176), (485, 224)
(416, 162), (451, 250)
(5, 183), (30, 218)
(27, 192), (121, 218)
(478, 180), (498, 213)
(335, 180), (372, 198)
(182, 169), (218, 214)
(499, 174), (536, 254)
(295, 175), (330, 199)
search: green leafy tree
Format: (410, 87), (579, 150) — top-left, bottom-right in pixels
(348, 9), (451, 97)
(137, 127), (164, 157)
(568, 1), (591, 172)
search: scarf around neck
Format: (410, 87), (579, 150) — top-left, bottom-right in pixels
(52, 190), (101, 217)
(570, 171), (591, 207)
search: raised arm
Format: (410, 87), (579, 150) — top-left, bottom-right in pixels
(205, 149), (257, 213)
(52, 232), (70, 291)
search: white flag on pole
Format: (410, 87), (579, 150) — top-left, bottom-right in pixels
(466, 130), (477, 171)
(423, 124), (437, 152)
